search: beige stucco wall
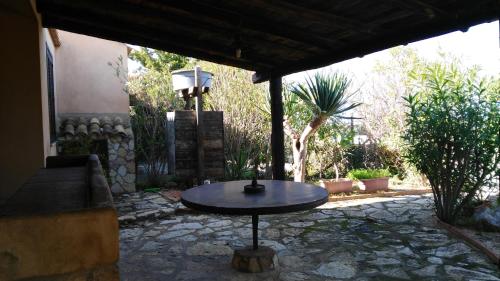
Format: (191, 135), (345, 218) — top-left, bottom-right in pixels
(0, 208), (119, 280)
(56, 31), (129, 114)
(0, 2), (128, 201)
(0, 1), (54, 201)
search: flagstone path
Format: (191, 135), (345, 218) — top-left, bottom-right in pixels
(115, 192), (499, 281)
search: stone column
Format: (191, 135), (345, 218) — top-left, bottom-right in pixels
(108, 136), (136, 193)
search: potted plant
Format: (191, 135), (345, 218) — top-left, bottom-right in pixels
(320, 177), (353, 194)
(347, 168), (391, 192)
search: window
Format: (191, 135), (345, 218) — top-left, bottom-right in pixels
(46, 44), (56, 143)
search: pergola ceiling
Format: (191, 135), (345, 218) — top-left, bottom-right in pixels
(36, 0), (499, 83)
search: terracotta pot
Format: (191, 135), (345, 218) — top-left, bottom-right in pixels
(358, 177), (389, 192)
(319, 178), (353, 193)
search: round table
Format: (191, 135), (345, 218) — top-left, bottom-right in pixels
(181, 180), (328, 272)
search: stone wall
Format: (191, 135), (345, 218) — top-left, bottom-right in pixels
(108, 136), (136, 193)
(58, 114), (136, 193)
(166, 111), (224, 180)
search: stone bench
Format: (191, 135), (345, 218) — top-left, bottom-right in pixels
(0, 155), (118, 281)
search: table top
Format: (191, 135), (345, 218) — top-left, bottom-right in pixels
(181, 180), (328, 215)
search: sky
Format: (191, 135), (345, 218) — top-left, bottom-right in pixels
(129, 21), (499, 80)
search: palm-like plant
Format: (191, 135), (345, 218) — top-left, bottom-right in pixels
(287, 72), (360, 182)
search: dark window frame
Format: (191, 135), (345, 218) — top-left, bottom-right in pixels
(46, 44), (56, 143)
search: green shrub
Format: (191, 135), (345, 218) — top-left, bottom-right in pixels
(346, 144), (407, 179)
(121, 48), (189, 186)
(347, 168), (391, 180)
(403, 64), (500, 224)
(128, 69), (183, 186)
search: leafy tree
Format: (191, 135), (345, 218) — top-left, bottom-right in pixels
(404, 64), (500, 224)
(130, 47), (189, 72)
(199, 61), (271, 180)
(356, 47), (424, 150)
(285, 72), (360, 182)
(308, 123), (354, 180)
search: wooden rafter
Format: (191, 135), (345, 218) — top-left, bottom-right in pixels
(134, 0), (347, 50)
(42, 14), (272, 71)
(35, 0), (499, 83)
(246, 0), (375, 34)
(253, 7), (499, 82)
(38, 2), (281, 68)
(39, 0), (329, 63)
(384, 0), (448, 17)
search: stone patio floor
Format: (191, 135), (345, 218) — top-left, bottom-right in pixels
(115, 192), (499, 281)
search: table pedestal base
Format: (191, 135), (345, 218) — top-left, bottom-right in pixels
(231, 246), (277, 273)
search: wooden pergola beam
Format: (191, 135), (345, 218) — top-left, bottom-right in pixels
(127, 0), (347, 51)
(38, 0), (325, 65)
(42, 14), (272, 71)
(253, 10), (499, 83)
(385, 0), (448, 17)
(38, 1), (281, 66)
(36, 0), (499, 84)
(91, 0), (327, 55)
(249, 0), (375, 34)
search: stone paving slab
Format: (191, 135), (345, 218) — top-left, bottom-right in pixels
(114, 192), (500, 281)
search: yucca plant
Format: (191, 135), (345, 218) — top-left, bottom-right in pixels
(225, 147), (254, 180)
(286, 72), (360, 182)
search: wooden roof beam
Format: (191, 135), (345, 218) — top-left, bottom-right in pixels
(253, 12), (499, 82)
(48, 0), (325, 53)
(37, 1), (279, 69)
(41, 14), (273, 71)
(383, 0), (447, 18)
(137, 0), (346, 50)
(39, 0), (325, 62)
(246, 0), (375, 34)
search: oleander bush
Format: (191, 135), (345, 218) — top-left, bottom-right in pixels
(403, 64), (500, 224)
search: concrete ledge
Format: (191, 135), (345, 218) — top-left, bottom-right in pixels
(0, 155), (118, 281)
(0, 208), (118, 280)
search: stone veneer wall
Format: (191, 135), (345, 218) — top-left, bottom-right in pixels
(108, 136), (136, 193)
(58, 114), (136, 193)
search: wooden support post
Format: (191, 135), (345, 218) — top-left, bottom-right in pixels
(270, 75), (285, 180)
(195, 66), (205, 185)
